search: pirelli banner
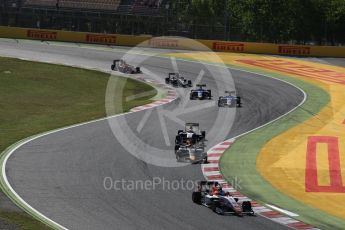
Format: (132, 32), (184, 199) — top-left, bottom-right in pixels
(0, 26), (344, 57)
(203, 40), (345, 57)
(0, 26), (148, 46)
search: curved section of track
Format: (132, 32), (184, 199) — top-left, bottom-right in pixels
(0, 40), (304, 230)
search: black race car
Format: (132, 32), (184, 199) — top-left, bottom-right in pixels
(192, 181), (255, 216)
(165, 73), (192, 88)
(190, 84), (212, 100)
(218, 91), (242, 107)
(174, 123), (207, 163)
(111, 59), (141, 74)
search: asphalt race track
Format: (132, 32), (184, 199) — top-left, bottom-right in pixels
(0, 40), (304, 230)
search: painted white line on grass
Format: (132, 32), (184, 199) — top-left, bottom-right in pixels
(266, 204), (299, 217)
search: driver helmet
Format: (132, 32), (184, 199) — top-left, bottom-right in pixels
(217, 184), (222, 190)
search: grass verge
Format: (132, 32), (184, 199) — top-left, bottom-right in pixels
(0, 57), (157, 229)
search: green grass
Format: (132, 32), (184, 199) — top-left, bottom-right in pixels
(0, 57), (157, 229)
(0, 211), (51, 230)
(219, 68), (345, 229)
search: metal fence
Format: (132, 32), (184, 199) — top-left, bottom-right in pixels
(0, 2), (343, 45)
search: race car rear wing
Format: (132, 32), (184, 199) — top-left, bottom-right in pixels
(169, 72), (179, 77)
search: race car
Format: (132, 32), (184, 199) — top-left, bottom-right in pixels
(165, 73), (192, 88)
(218, 91), (242, 107)
(174, 123), (207, 163)
(111, 59), (141, 74)
(190, 84), (212, 100)
(192, 181), (254, 216)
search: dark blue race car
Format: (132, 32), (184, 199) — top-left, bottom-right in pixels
(218, 91), (241, 107)
(190, 84), (212, 100)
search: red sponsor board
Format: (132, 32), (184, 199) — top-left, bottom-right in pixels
(213, 42), (244, 52)
(86, 34), (117, 45)
(237, 59), (345, 85)
(148, 38), (179, 48)
(278, 45), (311, 55)
(27, 30), (57, 40)
(305, 136), (345, 193)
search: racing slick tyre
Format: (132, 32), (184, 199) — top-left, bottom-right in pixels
(111, 64), (115, 70)
(203, 156), (208, 164)
(165, 78), (170, 84)
(187, 80), (192, 87)
(192, 191), (202, 204)
(174, 145), (180, 152)
(175, 136), (181, 144)
(201, 131), (206, 139)
(242, 201), (255, 216)
(237, 97), (242, 108)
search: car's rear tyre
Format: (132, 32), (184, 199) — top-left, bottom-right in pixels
(192, 192), (202, 204)
(203, 156), (208, 164)
(111, 64), (115, 70)
(242, 201), (253, 213)
(174, 144), (180, 151)
(237, 97), (242, 107)
(201, 131), (206, 138)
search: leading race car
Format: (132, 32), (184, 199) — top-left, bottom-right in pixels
(190, 84), (212, 100)
(174, 123), (208, 163)
(111, 59), (141, 74)
(192, 181), (255, 216)
(218, 91), (242, 107)
(165, 73), (192, 88)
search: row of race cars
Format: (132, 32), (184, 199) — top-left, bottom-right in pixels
(166, 72), (242, 106)
(111, 59), (254, 217)
(111, 59), (242, 107)
(110, 59), (241, 164)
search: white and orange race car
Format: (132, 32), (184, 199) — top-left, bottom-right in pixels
(192, 181), (255, 216)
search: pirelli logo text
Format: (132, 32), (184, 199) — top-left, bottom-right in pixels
(237, 59), (345, 85)
(213, 42), (244, 52)
(278, 45), (311, 55)
(148, 38), (179, 48)
(86, 34), (117, 45)
(27, 30), (57, 40)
